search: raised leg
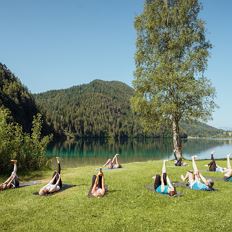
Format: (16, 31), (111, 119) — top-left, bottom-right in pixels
(161, 160), (168, 185)
(192, 156), (199, 174)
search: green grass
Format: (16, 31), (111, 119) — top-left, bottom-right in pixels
(0, 160), (232, 232)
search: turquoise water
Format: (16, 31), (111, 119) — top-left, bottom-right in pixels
(46, 138), (232, 168)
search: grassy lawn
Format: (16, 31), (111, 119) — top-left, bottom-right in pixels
(0, 159), (232, 232)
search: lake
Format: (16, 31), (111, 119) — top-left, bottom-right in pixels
(46, 138), (232, 168)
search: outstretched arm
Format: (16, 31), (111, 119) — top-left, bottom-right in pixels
(227, 154), (231, 170)
(54, 174), (61, 187)
(3, 175), (14, 185)
(49, 173), (59, 184)
(166, 175), (174, 189)
(3, 160), (17, 185)
(199, 173), (207, 185)
(111, 154), (119, 165)
(101, 175), (105, 192)
(103, 159), (111, 167)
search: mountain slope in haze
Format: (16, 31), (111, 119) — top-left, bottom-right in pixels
(0, 63), (39, 132)
(34, 79), (223, 139)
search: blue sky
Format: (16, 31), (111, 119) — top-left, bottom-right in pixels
(0, 0), (231, 129)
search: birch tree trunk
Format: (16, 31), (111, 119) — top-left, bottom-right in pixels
(172, 120), (182, 160)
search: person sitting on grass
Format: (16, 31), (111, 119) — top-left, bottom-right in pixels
(39, 157), (62, 196)
(223, 154), (232, 182)
(0, 160), (19, 191)
(153, 160), (177, 196)
(103, 154), (122, 169)
(90, 168), (106, 197)
(181, 156), (214, 191)
(207, 152), (225, 172)
(173, 149), (187, 166)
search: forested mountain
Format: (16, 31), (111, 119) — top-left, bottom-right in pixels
(181, 121), (224, 138)
(34, 80), (223, 139)
(0, 63), (39, 132)
(34, 80), (146, 139)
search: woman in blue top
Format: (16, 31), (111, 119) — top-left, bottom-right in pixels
(181, 156), (214, 191)
(153, 160), (176, 196)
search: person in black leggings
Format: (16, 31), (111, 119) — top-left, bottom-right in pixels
(51, 157), (62, 188)
(89, 168), (106, 197)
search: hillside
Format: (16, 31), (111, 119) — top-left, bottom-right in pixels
(34, 79), (223, 139)
(0, 63), (39, 132)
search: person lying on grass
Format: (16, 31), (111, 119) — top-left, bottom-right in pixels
(153, 160), (177, 196)
(207, 152), (225, 172)
(223, 154), (232, 182)
(103, 153), (122, 169)
(0, 160), (19, 191)
(39, 157), (62, 196)
(181, 156), (214, 191)
(90, 168), (106, 197)
(173, 149), (187, 167)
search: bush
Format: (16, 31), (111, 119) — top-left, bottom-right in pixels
(0, 108), (52, 174)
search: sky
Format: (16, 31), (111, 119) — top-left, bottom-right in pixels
(0, 0), (231, 129)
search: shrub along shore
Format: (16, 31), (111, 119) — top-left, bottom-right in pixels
(0, 159), (231, 232)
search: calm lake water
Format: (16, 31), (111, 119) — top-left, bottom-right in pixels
(46, 138), (232, 168)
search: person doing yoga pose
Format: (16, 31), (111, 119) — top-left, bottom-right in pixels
(0, 160), (19, 191)
(153, 160), (177, 196)
(207, 152), (225, 172)
(103, 154), (122, 169)
(90, 168), (106, 197)
(39, 157), (62, 195)
(181, 156), (214, 191)
(223, 154), (232, 181)
(173, 149), (187, 167)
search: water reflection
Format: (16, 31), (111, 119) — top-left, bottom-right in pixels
(46, 138), (232, 168)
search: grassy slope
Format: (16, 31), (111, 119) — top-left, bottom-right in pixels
(0, 160), (232, 232)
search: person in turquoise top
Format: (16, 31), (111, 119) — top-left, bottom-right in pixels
(181, 156), (214, 191)
(153, 160), (176, 196)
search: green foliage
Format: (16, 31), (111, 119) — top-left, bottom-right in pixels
(131, 0), (217, 156)
(0, 108), (51, 174)
(0, 63), (39, 133)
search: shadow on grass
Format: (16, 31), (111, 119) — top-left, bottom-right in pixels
(108, 189), (121, 194)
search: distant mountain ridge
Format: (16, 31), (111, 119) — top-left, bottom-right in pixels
(0, 63), (223, 139)
(34, 79), (224, 139)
